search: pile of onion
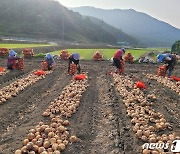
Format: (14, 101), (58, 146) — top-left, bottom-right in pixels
(15, 117), (78, 153)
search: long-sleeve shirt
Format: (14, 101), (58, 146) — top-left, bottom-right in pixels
(113, 50), (123, 60)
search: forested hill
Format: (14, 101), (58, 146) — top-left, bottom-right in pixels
(0, 0), (137, 45)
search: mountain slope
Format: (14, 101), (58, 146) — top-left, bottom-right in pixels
(0, 0), (137, 45)
(71, 6), (180, 47)
(85, 16), (138, 45)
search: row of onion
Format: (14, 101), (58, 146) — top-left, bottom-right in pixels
(0, 70), (52, 105)
(42, 79), (89, 118)
(15, 75), (88, 154)
(113, 74), (179, 154)
(146, 74), (180, 95)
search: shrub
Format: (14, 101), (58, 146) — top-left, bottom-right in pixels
(171, 40), (180, 54)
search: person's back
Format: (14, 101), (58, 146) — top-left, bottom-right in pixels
(157, 53), (172, 63)
(163, 53), (173, 60)
(7, 50), (19, 69)
(68, 53), (81, 74)
(112, 48), (126, 74)
(114, 49), (123, 60)
(7, 56), (14, 63)
(45, 53), (55, 70)
(46, 57), (54, 65)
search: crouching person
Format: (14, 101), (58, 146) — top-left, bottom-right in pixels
(7, 50), (20, 70)
(68, 53), (81, 74)
(45, 53), (55, 70)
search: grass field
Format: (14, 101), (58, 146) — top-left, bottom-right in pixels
(50, 48), (149, 60)
(0, 43), (169, 60)
(0, 44), (51, 48)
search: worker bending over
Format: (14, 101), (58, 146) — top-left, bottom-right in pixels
(68, 53), (81, 74)
(45, 53), (55, 70)
(7, 50), (20, 70)
(113, 48), (126, 74)
(157, 53), (177, 78)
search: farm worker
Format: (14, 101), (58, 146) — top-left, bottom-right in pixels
(68, 53), (81, 74)
(45, 53), (55, 70)
(157, 53), (177, 78)
(113, 48), (126, 74)
(7, 50), (20, 70)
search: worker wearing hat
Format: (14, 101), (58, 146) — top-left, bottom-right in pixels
(113, 48), (126, 74)
(7, 50), (20, 70)
(68, 53), (81, 74)
(45, 53), (55, 70)
(157, 53), (177, 78)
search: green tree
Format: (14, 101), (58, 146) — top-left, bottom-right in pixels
(171, 40), (180, 54)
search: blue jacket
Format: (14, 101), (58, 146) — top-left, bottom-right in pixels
(45, 53), (55, 65)
(157, 53), (172, 63)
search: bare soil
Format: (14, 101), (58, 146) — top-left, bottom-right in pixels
(0, 59), (179, 154)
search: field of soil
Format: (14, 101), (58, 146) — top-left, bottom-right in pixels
(0, 58), (179, 154)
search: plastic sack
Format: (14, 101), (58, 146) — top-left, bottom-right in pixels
(157, 65), (166, 77)
(34, 70), (46, 76)
(136, 81), (146, 89)
(170, 76), (180, 81)
(69, 64), (77, 75)
(74, 74), (86, 80)
(17, 58), (24, 70)
(41, 61), (48, 71)
(0, 67), (5, 72)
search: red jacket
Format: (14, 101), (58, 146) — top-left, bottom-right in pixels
(113, 49), (123, 60)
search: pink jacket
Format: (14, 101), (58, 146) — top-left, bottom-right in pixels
(113, 49), (123, 60)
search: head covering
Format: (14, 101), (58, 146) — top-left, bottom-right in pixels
(9, 50), (17, 58)
(46, 53), (53, 59)
(157, 54), (165, 63)
(121, 48), (126, 53)
(73, 53), (80, 60)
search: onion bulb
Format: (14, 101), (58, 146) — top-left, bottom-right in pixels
(15, 150), (22, 154)
(58, 143), (65, 151)
(69, 136), (78, 142)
